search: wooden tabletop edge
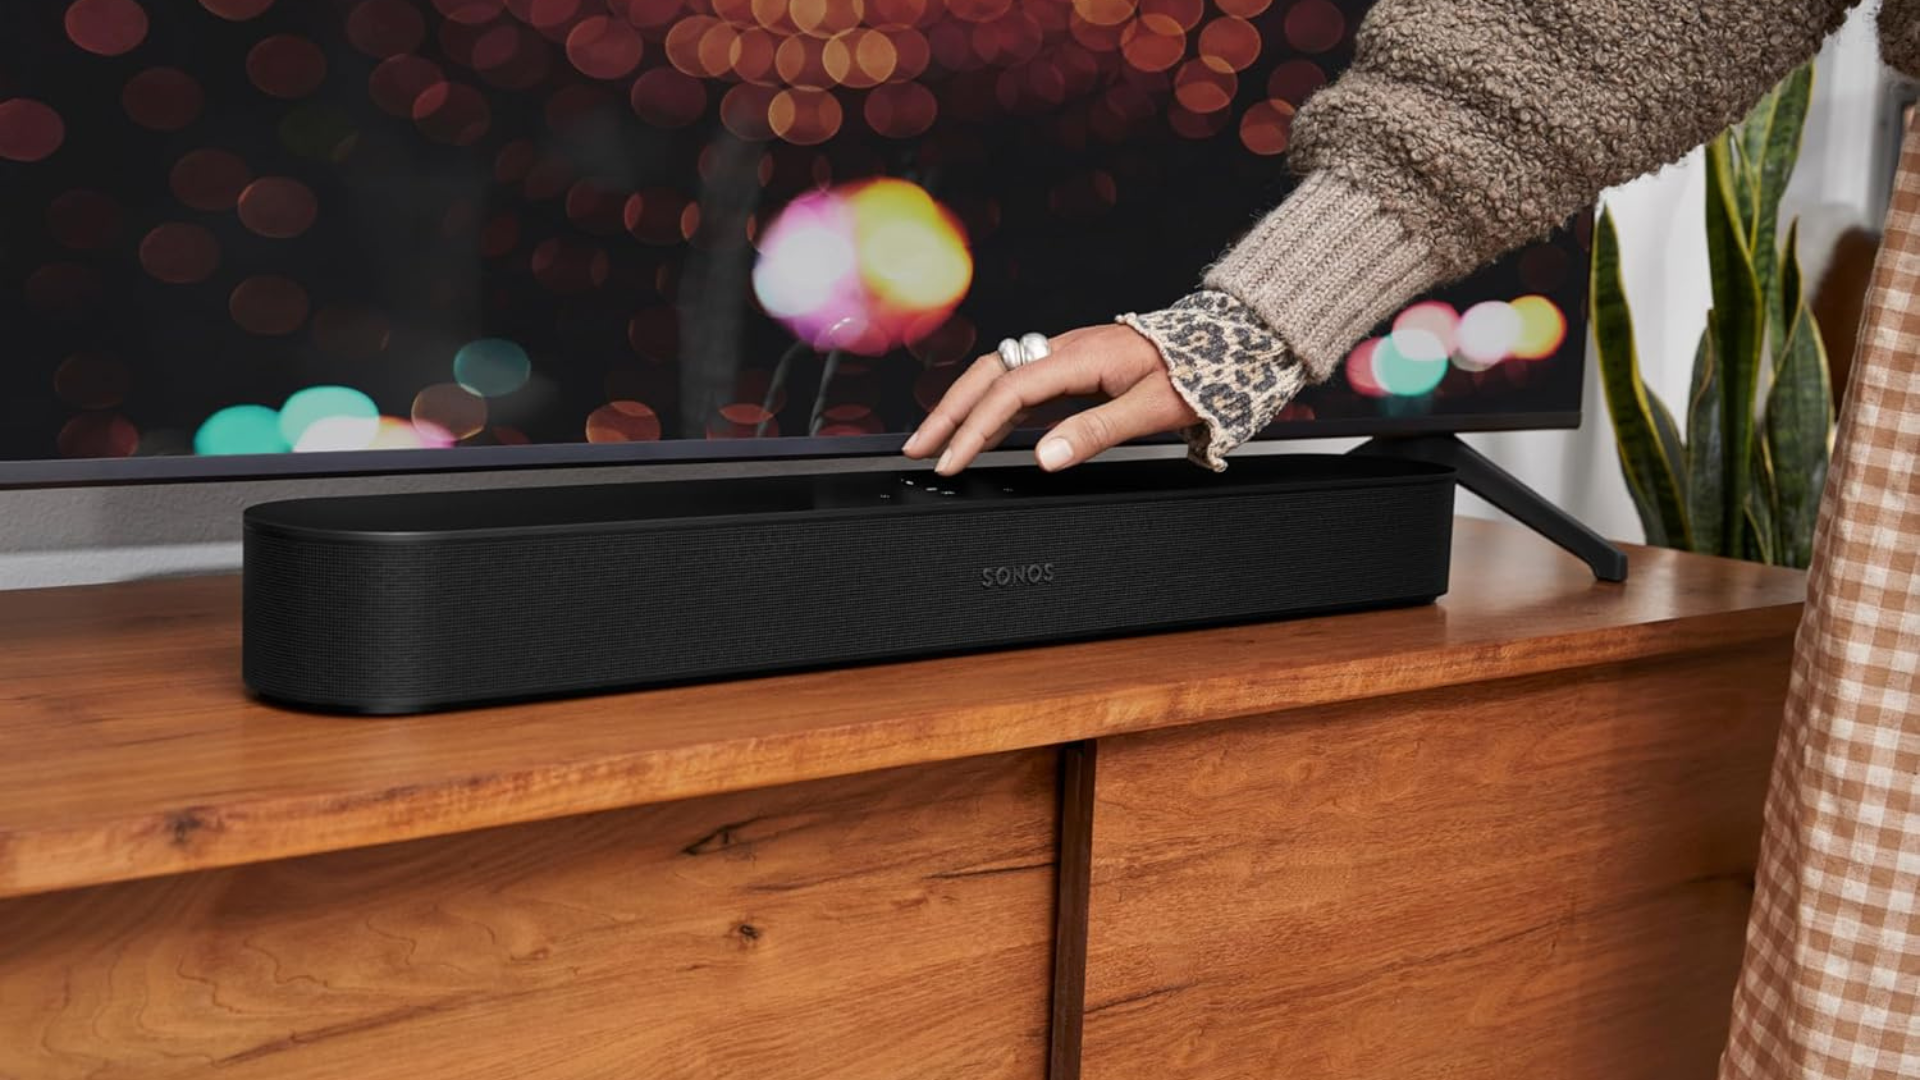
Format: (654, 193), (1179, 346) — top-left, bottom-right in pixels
(0, 599), (1805, 900)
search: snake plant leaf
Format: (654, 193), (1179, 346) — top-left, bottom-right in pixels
(1593, 208), (1693, 550)
(1745, 436), (1779, 566)
(1734, 84), (1771, 238)
(1766, 299), (1835, 569)
(1686, 323), (1725, 555)
(1751, 64), (1814, 362)
(1781, 218), (1804, 331)
(1705, 134), (1765, 557)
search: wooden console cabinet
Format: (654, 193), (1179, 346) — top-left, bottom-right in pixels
(0, 520), (1804, 1080)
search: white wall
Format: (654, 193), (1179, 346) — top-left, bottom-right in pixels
(0, 8), (1892, 590)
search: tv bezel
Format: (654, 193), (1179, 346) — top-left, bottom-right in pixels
(0, 407), (1581, 489)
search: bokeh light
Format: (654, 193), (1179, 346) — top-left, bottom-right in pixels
(1283, 0), (1345, 52)
(1344, 338), (1388, 398)
(230, 276), (311, 335)
(139, 223), (221, 284)
(1456, 301), (1523, 371)
(65, 0), (150, 58)
(1371, 335), (1447, 396)
(413, 81), (493, 144)
(195, 404), (288, 455)
(280, 385), (379, 449)
(1511, 296), (1568, 359)
(752, 179), (970, 354)
(412, 383), (488, 440)
(248, 35), (329, 98)
(1238, 99), (1293, 155)
(587, 400), (663, 442)
(454, 338), (532, 396)
(567, 16), (644, 79)
(0, 99), (67, 163)
(630, 68), (706, 127)
(347, 0), (427, 57)
(237, 177), (318, 238)
(170, 148), (252, 210)
(200, 0), (275, 19)
(1393, 301), (1460, 357)
(123, 68), (205, 131)
(369, 55), (444, 116)
(58, 413), (140, 459)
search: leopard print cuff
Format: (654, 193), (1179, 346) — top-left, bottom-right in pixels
(1115, 290), (1306, 472)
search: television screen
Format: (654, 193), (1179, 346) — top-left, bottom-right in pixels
(0, 0), (1588, 483)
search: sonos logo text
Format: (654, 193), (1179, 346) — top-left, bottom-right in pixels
(981, 563), (1056, 588)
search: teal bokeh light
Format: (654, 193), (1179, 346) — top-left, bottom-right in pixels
(278, 385), (379, 448)
(1373, 338), (1449, 397)
(194, 405), (290, 456)
(454, 339), (532, 397)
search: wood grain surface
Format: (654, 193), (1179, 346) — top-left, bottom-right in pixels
(0, 750), (1058, 1080)
(0, 520), (1806, 898)
(1082, 646), (1791, 1080)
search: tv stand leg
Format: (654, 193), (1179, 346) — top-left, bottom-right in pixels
(1352, 434), (1629, 583)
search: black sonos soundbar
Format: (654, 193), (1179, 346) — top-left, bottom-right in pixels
(243, 455), (1456, 714)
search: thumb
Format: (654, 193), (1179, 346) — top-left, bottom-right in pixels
(1035, 387), (1177, 472)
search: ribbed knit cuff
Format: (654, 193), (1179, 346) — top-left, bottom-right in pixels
(1202, 171), (1442, 382)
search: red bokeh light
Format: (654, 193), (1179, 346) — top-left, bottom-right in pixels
(346, 0), (428, 57)
(706, 402), (779, 439)
(238, 177), (319, 239)
(123, 68), (205, 131)
(413, 81), (493, 144)
(65, 0), (150, 57)
(369, 55), (444, 116)
(565, 181), (630, 235)
(230, 275), (311, 336)
(433, 0), (506, 25)
(587, 400), (663, 442)
(139, 223), (222, 284)
(58, 413), (140, 459)
(199, 0), (275, 19)
(530, 238), (610, 293)
(630, 68), (706, 127)
(1283, 0), (1346, 53)
(567, 16), (644, 79)
(169, 148), (252, 211)
(248, 35), (329, 98)
(0, 100), (66, 163)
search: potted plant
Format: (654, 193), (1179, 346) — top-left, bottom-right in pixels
(1593, 65), (1836, 569)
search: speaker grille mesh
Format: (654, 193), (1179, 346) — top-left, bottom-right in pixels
(245, 478), (1452, 712)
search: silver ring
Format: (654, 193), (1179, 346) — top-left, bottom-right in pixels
(996, 333), (1052, 372)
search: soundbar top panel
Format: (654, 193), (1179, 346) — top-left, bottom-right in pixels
(246, 455), (1452, 539)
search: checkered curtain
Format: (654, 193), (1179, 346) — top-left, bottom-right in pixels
(1717, 111), (1920, 1079)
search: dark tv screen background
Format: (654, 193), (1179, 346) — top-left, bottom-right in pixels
(0, 0), (1589, 481)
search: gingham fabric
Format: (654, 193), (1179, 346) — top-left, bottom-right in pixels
(1717, 112), (1920, 1080)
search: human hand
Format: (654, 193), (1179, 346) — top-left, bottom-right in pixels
(901, 323), (1199, 476)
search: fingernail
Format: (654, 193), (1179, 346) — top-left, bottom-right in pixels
(936, 449), (954, 474)
(903, 430), (923, 456)
(1037, 438), (1073, 471)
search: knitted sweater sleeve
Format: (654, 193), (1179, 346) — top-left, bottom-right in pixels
(1125, 0), (1857, 471)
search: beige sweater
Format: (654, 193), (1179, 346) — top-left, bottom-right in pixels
(1130, 0), (1920, 469)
